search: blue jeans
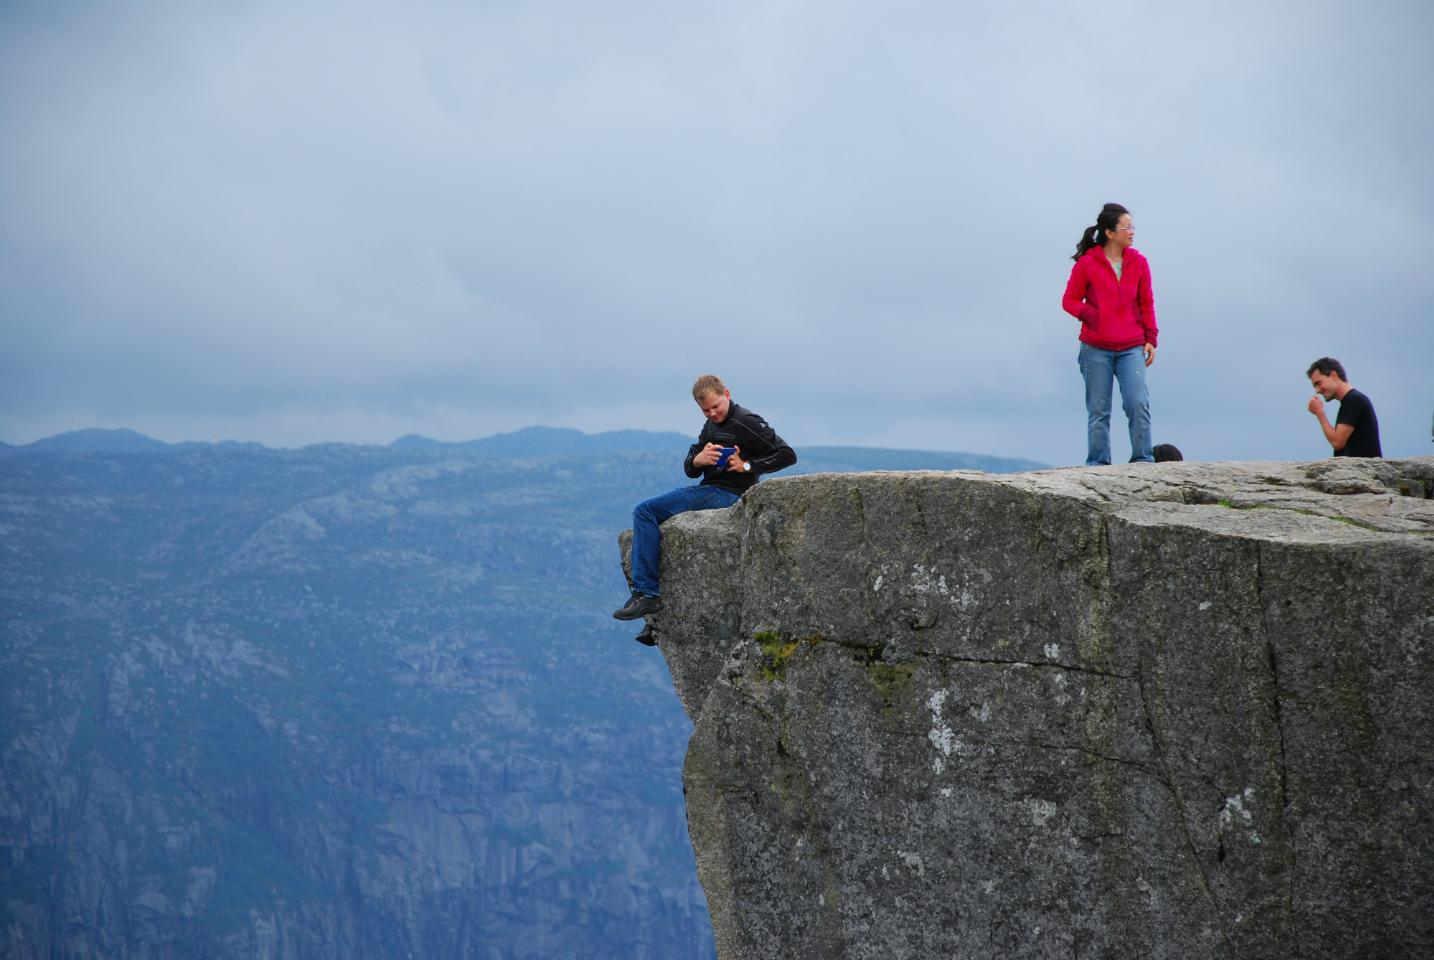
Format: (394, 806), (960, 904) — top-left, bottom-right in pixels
(1079, 343), (1152, 465)
(630, 484), (741, 596)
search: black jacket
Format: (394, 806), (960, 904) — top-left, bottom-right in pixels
(683, 402), (797, 494)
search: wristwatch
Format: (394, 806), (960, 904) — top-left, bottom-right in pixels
(742, 461), (752, 473)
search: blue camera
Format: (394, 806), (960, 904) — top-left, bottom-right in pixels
(714, 446), (736, 469)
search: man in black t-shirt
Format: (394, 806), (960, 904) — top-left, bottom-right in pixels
(1306, 357), (1383, 458)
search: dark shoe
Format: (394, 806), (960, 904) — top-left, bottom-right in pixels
(634, 624), (657, 647)
(613, 592), (663, 621)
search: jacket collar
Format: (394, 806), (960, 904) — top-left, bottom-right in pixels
(1087, 244), (1139, 261)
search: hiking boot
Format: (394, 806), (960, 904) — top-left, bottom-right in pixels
(634, 624), (657, 647)
(613, 592), (663, 621)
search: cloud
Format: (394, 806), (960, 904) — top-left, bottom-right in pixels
(2, 0), (1431, 460)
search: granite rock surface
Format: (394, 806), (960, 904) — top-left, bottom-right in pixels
(630, 458), (1434, 960)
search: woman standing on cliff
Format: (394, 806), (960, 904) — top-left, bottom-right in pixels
(1062, 202), (1159, 465)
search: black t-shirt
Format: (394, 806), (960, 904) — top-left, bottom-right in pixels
(1335, 388), (1383, 458)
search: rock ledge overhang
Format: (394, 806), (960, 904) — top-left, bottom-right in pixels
(627, 457), (1434, 960)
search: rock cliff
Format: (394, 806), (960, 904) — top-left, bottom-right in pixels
(631, 458), (1434, 960)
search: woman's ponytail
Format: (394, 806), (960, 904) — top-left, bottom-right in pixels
(1071, 225), (1102, 262)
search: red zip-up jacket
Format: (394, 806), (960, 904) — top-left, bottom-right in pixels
(1062, 245), (1158, 351)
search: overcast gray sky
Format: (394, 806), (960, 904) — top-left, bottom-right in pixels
(2, 0), (1430, 464)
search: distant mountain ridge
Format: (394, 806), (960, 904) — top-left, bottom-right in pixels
(6, 427), (266, 455)
(13, 427), (174, 453)
(2, 426), (1047, 472)
(391, 426), (694, 457)
(1, 426), (689, 455)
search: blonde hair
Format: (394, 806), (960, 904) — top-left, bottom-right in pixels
(691, 374), (726, 401)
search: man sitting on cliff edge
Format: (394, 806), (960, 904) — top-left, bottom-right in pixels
(613, 374), (796, 624)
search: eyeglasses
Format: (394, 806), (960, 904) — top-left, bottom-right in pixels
(1115, 224), (1135, 233)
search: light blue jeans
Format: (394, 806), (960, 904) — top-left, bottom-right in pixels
(1079, 343), (1152, 465)
(630, 484), (741, 596)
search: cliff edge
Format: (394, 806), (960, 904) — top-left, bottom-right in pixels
(625, 458), (1434, 959)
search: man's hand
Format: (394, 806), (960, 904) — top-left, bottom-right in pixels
(691, 442), (724, 467)
(724, 446), (745, 472)
(1307, 393), (1351, 451)
(1143, 343), (1156, 367)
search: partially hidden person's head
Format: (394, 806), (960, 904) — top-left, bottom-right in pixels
(1306, 357), (1348, 400)
(1072, 203), (1132, 262)
(1152, 443), (1183, 462)
(692, 374), (731, 423)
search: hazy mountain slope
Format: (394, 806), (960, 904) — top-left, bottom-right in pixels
(2, 444), (711, 958)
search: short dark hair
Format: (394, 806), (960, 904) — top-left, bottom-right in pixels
(1152, 443), (1183, 462)
(1307, 357), (1347, 381)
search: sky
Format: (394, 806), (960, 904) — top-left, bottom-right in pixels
(2, 0), (1431, 466)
